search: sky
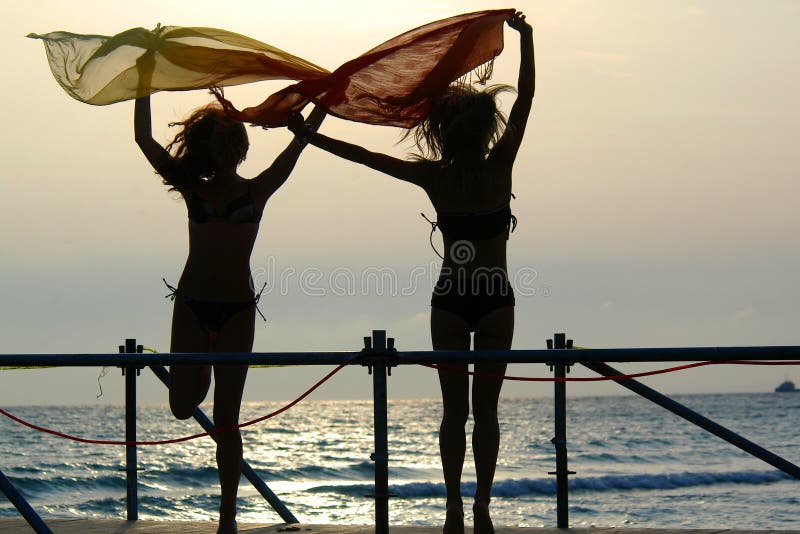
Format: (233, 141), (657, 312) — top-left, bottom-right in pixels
(1, 0), (799, 406)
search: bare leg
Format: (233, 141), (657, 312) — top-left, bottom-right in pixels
(212, 364), (247, 533)
(432, 307), (471, 534)
(471, 306), (514, 534)
(169, 298), (212, 419)
(212, 306), (254, 534)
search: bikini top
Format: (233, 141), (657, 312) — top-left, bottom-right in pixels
(185, 183), (262, 224)
(435, 203), (517, 241)
(422, 202), (517, 259)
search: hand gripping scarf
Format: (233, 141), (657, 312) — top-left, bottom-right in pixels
(27, 24), (329, 105)
(215, 9), (515, 128)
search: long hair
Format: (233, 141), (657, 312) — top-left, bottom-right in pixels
(159, 104), (248, 192)
(407, 83), (514, 167)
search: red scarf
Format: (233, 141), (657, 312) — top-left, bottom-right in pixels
(216, 9), (514, 127)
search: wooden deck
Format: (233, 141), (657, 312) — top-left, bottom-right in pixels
(1, 521), (799, 534)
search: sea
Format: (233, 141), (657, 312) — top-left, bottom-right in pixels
(1, 392), (798, 529)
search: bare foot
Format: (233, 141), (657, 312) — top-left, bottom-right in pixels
(473, 501), (494, 534)
(443, 501), (465, 534)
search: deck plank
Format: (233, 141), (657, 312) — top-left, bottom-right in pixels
(1, 521), (799, 534)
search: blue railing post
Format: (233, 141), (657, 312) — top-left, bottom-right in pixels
(366, 330), (392, 534)
(547, 333), (574, 528)
(120, 338), (142, 521)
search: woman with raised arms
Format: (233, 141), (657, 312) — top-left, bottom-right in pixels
(289, 12), (534, 534)
(134, 52), (324, 534)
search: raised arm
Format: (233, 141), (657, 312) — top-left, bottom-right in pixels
(251, 105), (327, 200)
(133, 52), (172, 173)
(288, 113), (430, 189)
(492, 12), (535, 162)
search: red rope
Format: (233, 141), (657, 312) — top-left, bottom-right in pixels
(423, 360), (800, 382)
(2, 359), (798, 445)
(0, 364), (345, 446)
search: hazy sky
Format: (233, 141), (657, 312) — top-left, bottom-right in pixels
(1, 0), (798, 406)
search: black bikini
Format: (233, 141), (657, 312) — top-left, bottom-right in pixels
(185, 182), (262, 224)
(164, 183), (265, 349)
(435, 204), (517, 242)
(163, 279), (267, 351)
(426, 203), (517, 332)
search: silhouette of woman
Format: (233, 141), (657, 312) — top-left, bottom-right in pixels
(289, 12), (533, 534)
(134, 53), (324, 534)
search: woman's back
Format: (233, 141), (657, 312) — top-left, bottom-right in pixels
(422, 145), (515, 277)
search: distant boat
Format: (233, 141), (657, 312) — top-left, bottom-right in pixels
(775, 380), (797, 393)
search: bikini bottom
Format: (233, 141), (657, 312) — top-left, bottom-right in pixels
(163, 279), (266, 348)
(431, 276), (515, 332)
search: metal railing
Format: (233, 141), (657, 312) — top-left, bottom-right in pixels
(1, 331), (799, 534)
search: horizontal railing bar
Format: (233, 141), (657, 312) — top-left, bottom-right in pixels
(399, 346), (800, 363)
(0, 352), (356, 367)
(1, 346), (799, 367)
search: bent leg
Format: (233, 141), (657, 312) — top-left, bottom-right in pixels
(432, 307), (471, 534)
(472, 306), (514, 534)
(169, 298), (212, 420)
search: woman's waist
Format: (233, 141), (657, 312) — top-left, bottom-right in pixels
(436, 266), (511, 284)
(433, 271), (513, 296)
(177, 266), (255, 300)
(439, 265), (509, 280)
(187, 227), (258, 258)
(441, 236), (506, 263)
(183, 249), (252, 269)
(440, 249), (508, 277)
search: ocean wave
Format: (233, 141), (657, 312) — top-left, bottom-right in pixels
(305, 469), (792, 498)
(567, 470), (791, 492)
(272, 462), (374, 481)
(140, 464), (219, 486)
(4, 461), (437, 499)
(36, 494), (219, 519)
(245, 460), (429, 482)
(7, 465), (220, 496)
(7, 473), (126, 494)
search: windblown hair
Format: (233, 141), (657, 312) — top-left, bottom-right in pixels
(407, 83), (514, 166)
(160, 104), (248, 191)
